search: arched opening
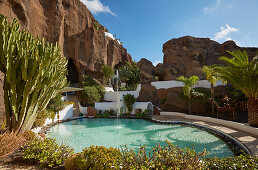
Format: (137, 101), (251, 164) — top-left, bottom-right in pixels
(67, 59), (79, 85)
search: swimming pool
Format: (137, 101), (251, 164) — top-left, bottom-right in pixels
(47, 118), (234, 158)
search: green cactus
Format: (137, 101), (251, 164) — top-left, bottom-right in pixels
(0, 15), (68, 134)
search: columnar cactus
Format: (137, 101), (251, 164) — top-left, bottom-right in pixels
(0, 15), (68, 134)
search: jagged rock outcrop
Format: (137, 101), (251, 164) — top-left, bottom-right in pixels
(0, 0), (132, 83)
(162, 36), (258, 79)
(137, 58), (155, 84)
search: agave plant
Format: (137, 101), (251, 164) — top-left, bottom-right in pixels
(202, 65), (225, 115)
(215, 50), (257, 127)
(177, 76), (199, 114)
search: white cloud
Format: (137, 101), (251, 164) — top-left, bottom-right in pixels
(213, 24), (239, 41)
(80, 0), (116, 16)
(153, 60), (162, 66)
(203, 0), (222, 14)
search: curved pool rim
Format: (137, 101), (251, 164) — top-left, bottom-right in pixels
(44, 117), (251, 156)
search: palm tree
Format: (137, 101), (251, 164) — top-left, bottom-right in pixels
(202, 65), (225, 116)
(215, 50), (257, 127)
(177, 76), (200, 114)
(102, 64), (114, 86)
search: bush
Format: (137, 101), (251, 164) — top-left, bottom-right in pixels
(123, 94), (136, 114)
(47, 93), (65, 113)
(0, 119), (6, 131)
(64, 146), (122, 170)
(79, 74), (105, 106)
(102, 64), (114, 86)
(23, 130), (36, 141)
(204, 154), (258, 169)
(119, 62), (141, 90)
(80, 86), (101, 106)
(0, 132), (26, 159)
(32, 110), (47, 129)
(23, 138), (73, 168)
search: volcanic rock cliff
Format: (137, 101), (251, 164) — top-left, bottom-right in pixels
(139, 36), (258, 83)
(0, 0), (132, 83)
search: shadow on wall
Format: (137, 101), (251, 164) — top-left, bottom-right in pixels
(67, 59), (79, 85)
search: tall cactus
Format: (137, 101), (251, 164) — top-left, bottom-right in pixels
(0, 15), (68, 134)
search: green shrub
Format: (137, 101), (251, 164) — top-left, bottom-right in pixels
(135, 110), (148, 118)
(23, 138), (73, 168)
(102, 64), (114, 86)
(0, 119), (6, 131)
(93, 21), (99, 30)
(103, 110), (110, 118)
(119, 62), (141, 90)
(123, 94), (136, 114)
(80, 86), (101, 106)
(47, 93), (65, 113)
(79, 74), (105, 106)
(23, 130), (36, 141)
(32, 110), (47, 128)
(204, 154), (258, 169)
(66, 146), (122, 170)
(121, 141), (207, 169)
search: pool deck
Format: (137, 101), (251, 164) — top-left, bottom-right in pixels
(152, 115), (258, 157)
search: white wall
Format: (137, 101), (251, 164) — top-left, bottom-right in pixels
(151, 80), (225, 90)
(31, 104), (74, 133)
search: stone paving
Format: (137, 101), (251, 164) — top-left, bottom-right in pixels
(153, 115), (258, 157)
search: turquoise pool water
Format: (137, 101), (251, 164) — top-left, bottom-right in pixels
(47, 119), (234, 158)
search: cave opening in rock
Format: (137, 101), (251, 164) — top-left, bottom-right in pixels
(67, 59), (79, 85)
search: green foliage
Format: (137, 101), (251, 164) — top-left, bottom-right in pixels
(47, 93), (65, 113)
(80, 86), (101, 106)
(0, 15), (68, 133)
(123, 94), (136, 114)
(202, 65), (225, 86)
(32, 110), (47, 129)
(177, 76), (200, 97)
(119, 62), (141, 90)
(135, 111), (148, 118)
(121, 141), (207, 169)
(215, 50), (257, 99)
(23, 130), (36, 141)
(65, 146), (122, 170)
(102, 64), (114, 85)
(204, 154), (258, 170)
(93, 21), (99, 30)
(177, 76), (199, 114)
(0, 119), (6, 131)
(23, 138), (73, 168)
(79, 74), (104, 106)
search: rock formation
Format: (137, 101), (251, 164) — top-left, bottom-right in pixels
(138, 36), (257, 83)
(0, 0), (132, 83)
(162, 36), (258, 79)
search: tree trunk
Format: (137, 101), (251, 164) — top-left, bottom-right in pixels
(248, 98), (258, 127)
(211, 84), (215, 116)
(188, 95), (192, 114)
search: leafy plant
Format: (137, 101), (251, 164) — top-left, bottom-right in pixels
(0, 15), (68, 134)
(177, 76), (199, 114)
(93, 21), (99, 30)
(202, 65), (225, 115)
(0, 119), (6, 131)
(214, 50), (258, 127)
(47, 93), (65, 113)
(120, 141), (207, 169)
(65, 146), (122, 170)
(102, 64), (114, 86)
(23, 138), (73, 168)
(23, 130), (36, 141)
(32, 110), (47, 129)
(79, 74), (104, 106)
(79, 86), (101, 106)
(204, 154), (258, 169)
(123, 94), (136, 114)
(119, 62), (141, 90)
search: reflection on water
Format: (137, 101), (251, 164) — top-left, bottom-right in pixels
(47, 119), (234, 158)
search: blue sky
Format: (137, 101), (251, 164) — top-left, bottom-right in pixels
(80, 0), (258, 65)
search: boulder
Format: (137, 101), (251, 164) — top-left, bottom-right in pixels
(87, 107), (97, 116)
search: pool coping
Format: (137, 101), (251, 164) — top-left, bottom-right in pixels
(150, 118), (251, 156)
(40, 115), (252, 157)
